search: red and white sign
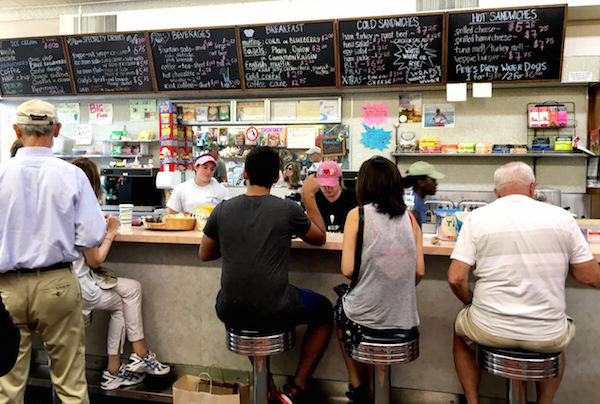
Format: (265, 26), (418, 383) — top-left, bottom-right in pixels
(246, 126), (259, 141)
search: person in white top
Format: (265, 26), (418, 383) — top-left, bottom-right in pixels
(70, 158), (170, 391)
(448, 162), (600, 404)
(167, 154), (229, 214)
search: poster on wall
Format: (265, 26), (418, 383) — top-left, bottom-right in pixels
(399, 93), (422, 123)
(57, 103), (80, 123)
(423, 104), (455, 128)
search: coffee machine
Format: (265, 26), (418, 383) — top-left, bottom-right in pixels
(102, 168), (163, 209)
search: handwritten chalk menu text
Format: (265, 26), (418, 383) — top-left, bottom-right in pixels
(150, 28), (241, 91)
(0, 37), (73, 96)
(66, 33), (153, 93)
(239, 21), (336, 89)
(447, 6), (566, 82)
(338, 14), (444, 87)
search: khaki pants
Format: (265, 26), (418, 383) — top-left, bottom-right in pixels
(455, 305), (575, 354)
(0, 268), (89, 404)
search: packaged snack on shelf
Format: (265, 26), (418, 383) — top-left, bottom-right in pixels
(554, 136), (573, 151)
(558, 106), (568, 127)
(510, 145), (528, 154)
(441, 144), (458, 153)
(532, 137), (551, 151)
(538, 107), (549, 127)
(528, 106), (540, 128)
(475, 142), (492, 154)
(457, 143), (475, 153)
(493, 144), (512, 154)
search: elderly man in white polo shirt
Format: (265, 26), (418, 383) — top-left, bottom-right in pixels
(447, 161), (600, 404)
(0, 100), (106, 403)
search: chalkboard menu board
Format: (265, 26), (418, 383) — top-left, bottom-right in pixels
(447, 6), (566, 82)
(150, 28), (241, 91)
(239, 21), (336, 89)
(0, 37), (73, 96)
(338, 14), (444, 87)
(66, 32), (154, 93)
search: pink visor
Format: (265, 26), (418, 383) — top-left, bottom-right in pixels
(195, 154), (216, 167)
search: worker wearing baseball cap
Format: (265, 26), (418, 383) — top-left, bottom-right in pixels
(314, 161), (358, 232)
(405, 161), (445, 227)
(167, 154), (229, 214)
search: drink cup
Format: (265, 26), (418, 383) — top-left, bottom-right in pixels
(119, 204), (133, 231)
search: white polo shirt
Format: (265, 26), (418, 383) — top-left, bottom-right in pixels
(451, 194), (593, 341)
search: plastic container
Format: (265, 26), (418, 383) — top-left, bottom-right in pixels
(434, 209), (462, 241)
(194, 206), (215, 232)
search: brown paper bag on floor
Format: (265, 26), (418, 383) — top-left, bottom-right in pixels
(172, 374), (249, 404)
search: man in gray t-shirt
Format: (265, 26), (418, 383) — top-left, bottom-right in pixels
(201, 146), (331, 404)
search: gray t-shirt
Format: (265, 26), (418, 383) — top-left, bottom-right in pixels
(203, 194), (311, 328)
(343, 204), (419, 329)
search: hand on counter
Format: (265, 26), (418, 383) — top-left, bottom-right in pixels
(105, 214), (120, 239)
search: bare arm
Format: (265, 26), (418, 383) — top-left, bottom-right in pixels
(301, 174), (326, 245)
(447, 259), (473, 305)
(570, 259), (600, 288)
(83, 215), (119, 268)
(411, 209), (421, 227)
(340, 207), (358, 279)
(200, 234), (221, 261)
(167, 207), (179, 215)
(410, 211), (425, 285)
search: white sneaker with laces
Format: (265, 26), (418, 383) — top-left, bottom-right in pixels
(101, 364), (146, 391)
(125, 351), (171, 375)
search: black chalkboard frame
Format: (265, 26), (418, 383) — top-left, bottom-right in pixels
(0, 35), (76, 97)
(337, 12), (447, 89)
(149, 25), (243, 93)
(65, 30), (157, 95)
(237, 18), (339, 92)
(445, 4), (567, 84)
(320, 135), (346, 157)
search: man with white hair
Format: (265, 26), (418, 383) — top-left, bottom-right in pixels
(0, 100), (106, 403)
(447, 161), (600, 404)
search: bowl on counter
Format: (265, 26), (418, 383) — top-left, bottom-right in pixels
(142, 215), (196, 231)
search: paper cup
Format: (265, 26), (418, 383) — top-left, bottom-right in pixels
(119, 204), (134, 230)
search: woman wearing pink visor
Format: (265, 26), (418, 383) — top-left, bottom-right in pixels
(315, 161), (358, 233)
(167, 154), (229, 215)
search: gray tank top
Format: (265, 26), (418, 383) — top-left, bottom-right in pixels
(342, 203), (419, 329)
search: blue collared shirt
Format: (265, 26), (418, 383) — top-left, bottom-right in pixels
(0, 147), (106, 272)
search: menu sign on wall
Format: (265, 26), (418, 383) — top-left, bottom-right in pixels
(447, 5), (566, 82)
(239, 21), (336, 89)
(150, 28), (242, 91)
(0, 37), (73, 96)
(66, 32), (154, 93)
(338, 14), (444, 87)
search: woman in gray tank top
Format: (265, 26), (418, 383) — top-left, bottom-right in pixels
(337, 156), (425, 404)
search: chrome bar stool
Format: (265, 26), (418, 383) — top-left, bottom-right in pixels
(350, 327), (419, 404)
(226, 327), (295, 404)
(477, 345), (561, 404)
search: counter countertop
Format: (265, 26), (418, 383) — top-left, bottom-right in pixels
(114, 227), (600, 259)
(114, 228), (462, 256)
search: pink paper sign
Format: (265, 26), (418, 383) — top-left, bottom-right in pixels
(360, 103), (391, 126)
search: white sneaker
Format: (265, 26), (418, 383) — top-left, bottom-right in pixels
(101, 364), (146, 391)
(125, 351), (171, 375)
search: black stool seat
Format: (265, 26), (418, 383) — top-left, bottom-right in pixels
(477, 345), (561, 382)
(351, 326), (419, 365)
